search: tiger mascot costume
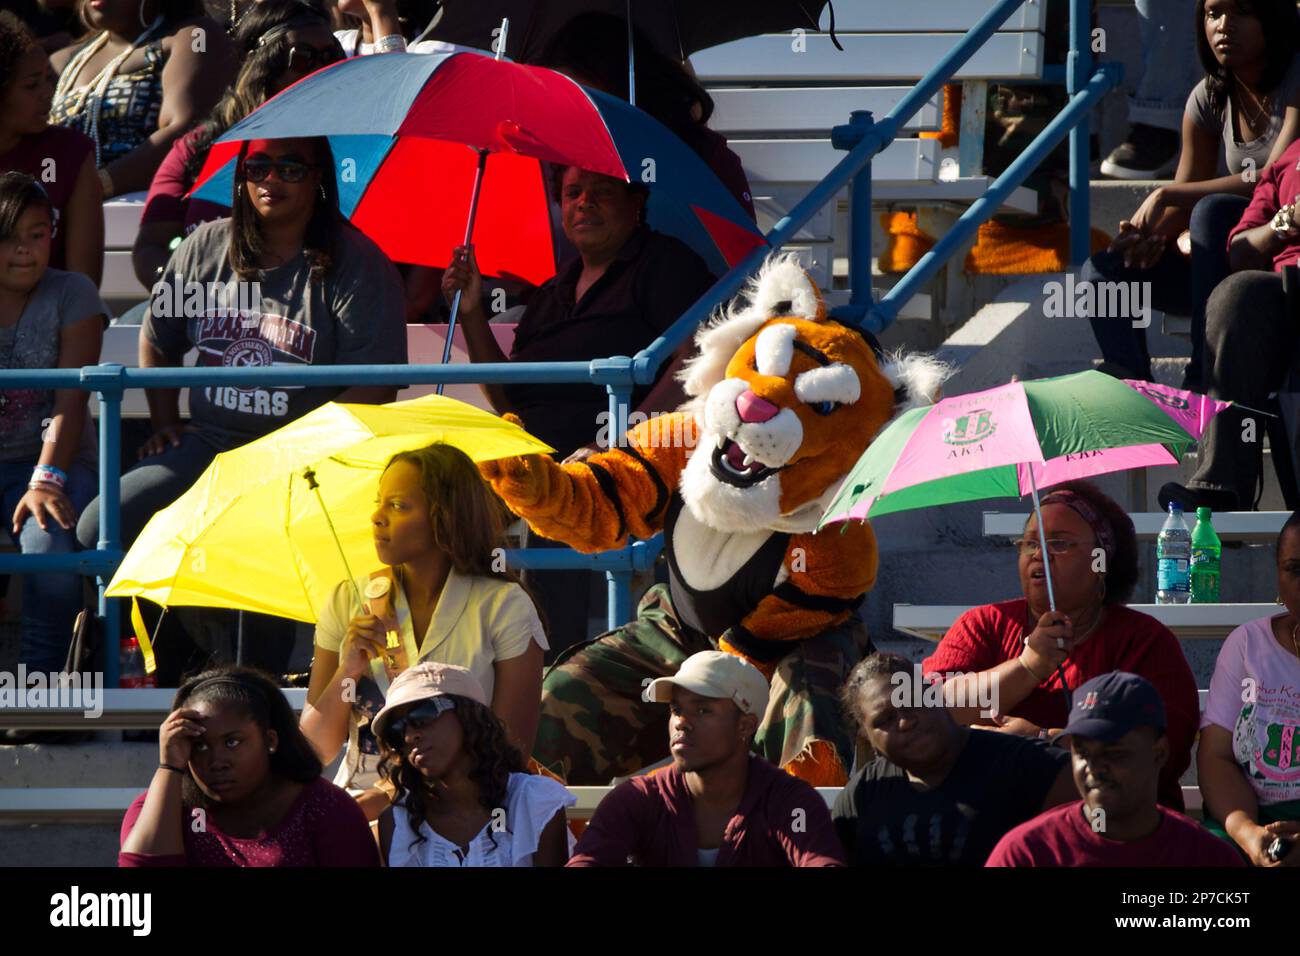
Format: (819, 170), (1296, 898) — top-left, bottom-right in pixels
(480, 253), (946, 786)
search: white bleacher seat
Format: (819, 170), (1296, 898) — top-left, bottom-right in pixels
(983, 511), (1289, 542)
(101, 192), (150, 313)
(0, 688), (307, 730)
(893, 602), (1278, 642)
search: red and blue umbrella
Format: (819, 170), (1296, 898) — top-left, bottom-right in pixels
(188, 50), (766, 286)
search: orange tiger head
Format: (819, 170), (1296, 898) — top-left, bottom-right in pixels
(677, 254), (947, 533)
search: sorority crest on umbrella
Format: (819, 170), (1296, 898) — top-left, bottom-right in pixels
(943, 409), (997, 447)
(480, 252), (948, 787)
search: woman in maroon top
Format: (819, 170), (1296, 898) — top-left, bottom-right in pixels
(119, 665), (379, 866)
(0, 13), (102, 283)
(923, 480), (1199, 810)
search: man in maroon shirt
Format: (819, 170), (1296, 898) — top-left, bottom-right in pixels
(566, 650), (845, 867)
(1160, 136), (1300, 513)
(986, 671), (1244, 867)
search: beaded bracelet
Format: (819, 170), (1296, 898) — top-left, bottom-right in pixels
(373, 33), (406, 53)
(31, 465), (66, 489)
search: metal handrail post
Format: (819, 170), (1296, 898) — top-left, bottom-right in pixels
(605, 381), (634, 628)
(1068, 0), (1093, 265)
(82, 363), (125, 686)
(830, 111), (877, 327)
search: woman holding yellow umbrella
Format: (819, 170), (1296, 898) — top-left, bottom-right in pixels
(300, 443), (547, 809)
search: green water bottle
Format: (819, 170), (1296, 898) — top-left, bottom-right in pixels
(1190, 507), (1221, 603)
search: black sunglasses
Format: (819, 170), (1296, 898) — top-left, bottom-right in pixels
(242, 157), (317, 184)
(384, 699), (453, 746)
(286, 43), (343, 74)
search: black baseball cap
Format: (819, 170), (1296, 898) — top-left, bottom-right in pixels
(1053, 671), (1167, 744)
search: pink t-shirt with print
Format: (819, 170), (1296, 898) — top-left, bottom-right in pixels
(1203, 616), (1300, 805)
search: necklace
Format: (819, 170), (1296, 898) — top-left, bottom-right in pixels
(1233, 77), (1272, 131)
(52, 18), (164, 169)
(1291, 622), (1299, 660)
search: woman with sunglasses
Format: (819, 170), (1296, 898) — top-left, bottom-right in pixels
(368, 662), (572, 867)
(919, 480), (1200, 811)
(130, 0), (343, 295)
(75, 133), (407, 683)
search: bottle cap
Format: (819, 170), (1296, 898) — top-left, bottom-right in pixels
(1197, 506), (1212, 520)
(1168, 502), (1182, 513)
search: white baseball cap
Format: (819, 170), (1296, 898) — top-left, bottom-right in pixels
(644, 651), (770, 717)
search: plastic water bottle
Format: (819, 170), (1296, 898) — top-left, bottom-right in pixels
(1156, 503), (1192, 604)
(1191, 507), (1222, 603)
(119, 636), (156, 688)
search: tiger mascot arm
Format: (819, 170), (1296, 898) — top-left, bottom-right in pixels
(478, 413), (694, 554)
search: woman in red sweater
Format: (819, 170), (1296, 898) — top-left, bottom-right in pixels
(923, 480), (1200, 810)
(119, 665), (379, 866)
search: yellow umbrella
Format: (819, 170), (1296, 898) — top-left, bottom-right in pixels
(105, 394), (553, 623)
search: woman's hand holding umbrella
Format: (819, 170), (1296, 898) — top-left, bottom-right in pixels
(441, 245), (486, 322)
(340, 614), (390, 681)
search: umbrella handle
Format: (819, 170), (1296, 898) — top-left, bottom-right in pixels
(1027, 467), (1057, 613)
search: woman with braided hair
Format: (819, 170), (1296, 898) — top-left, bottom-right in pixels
(48, 0), (234, 197)
(370, 663), (572, 867)
(118, 665), (379, 866)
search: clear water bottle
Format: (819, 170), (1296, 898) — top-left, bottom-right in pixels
(119, 636), (156, 689)
(1156, 503), (1191, 605)
(1191, 506), (1222, 603)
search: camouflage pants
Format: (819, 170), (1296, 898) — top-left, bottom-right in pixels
(532, 583), (872, 784)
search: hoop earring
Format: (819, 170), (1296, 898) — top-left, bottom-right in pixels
(139, 0), (150, 28)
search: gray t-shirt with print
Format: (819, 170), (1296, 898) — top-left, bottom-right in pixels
(142, 218), (408, 450)
(1186, 53), (1300, 178)
(0, 268), (107, 466)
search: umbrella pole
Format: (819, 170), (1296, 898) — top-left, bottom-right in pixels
(236, 610), (244, 665)
(437, 148), (489, 397)
(626, 0), (636, 106)
(302, 468), (365, 609)
(1027, 466), (1057, 613)
(1028, 466), (1073, 706)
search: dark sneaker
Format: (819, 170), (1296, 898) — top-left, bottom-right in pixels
(1101, 124), (1180, 179)
(1157, 482), (1241, 514)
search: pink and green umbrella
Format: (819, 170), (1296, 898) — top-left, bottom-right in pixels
(817, 370), (1228, 611)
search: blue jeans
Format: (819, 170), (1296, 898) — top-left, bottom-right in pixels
(3, 460), (97, 673)
(1128, 0), (1203, 131)
(1085, 193), (1248, 387)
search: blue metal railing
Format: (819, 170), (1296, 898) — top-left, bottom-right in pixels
(5, 0), (1112, 686)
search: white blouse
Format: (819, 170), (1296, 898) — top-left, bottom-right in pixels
(386, 773), (575, 867)
(314, 568), (547, 790)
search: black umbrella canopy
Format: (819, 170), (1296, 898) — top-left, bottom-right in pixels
(425, 0), (833, 63)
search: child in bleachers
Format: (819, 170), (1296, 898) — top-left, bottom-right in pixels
(369, 663), (571, 867)
(0, 12), (103, 284)
(0, 171), (105, 681)
(1198, 511), (1300, 865)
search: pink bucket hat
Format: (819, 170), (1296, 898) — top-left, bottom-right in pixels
(371, 661), (488, 741)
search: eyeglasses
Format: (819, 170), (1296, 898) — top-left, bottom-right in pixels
(286, 43), (343, 74)
(242, 157), (317, 183)
(384, 698), (454, 746)
(1012, 537), (1082, 556)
